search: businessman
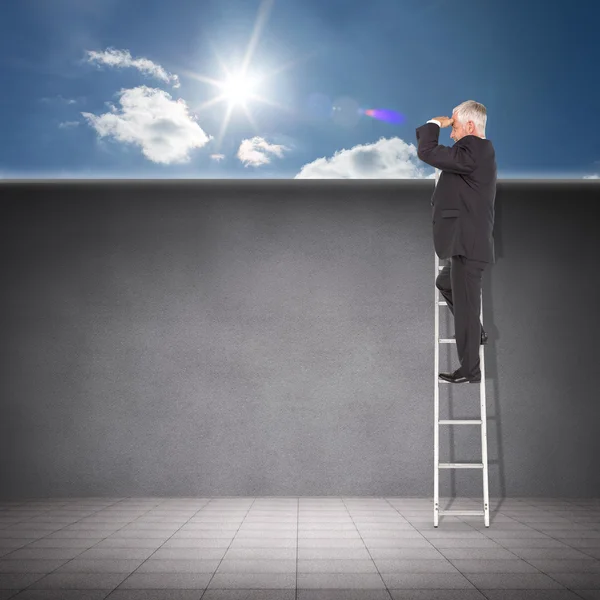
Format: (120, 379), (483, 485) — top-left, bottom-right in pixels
(415, 100), (496, 384)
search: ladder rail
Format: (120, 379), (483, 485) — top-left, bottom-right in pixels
(434, 251), (490, 527)
(433, 252), (440, 526)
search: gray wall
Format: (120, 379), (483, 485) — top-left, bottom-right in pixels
(1, 180), (598, 500)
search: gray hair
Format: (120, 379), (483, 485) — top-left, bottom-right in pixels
(453, 100), (487, 137)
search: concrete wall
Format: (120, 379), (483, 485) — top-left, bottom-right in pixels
(0, 180), (598, 499)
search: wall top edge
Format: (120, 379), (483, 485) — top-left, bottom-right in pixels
(0, 179), (597, 184)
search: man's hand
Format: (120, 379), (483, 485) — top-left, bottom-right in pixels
(433, 116), (454, 128)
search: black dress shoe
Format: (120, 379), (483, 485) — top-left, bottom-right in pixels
(439, 369), (481, 384)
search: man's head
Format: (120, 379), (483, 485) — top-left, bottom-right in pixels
(449, 100), (487, 142)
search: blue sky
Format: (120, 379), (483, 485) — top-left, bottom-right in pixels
(1, 0), (599, 179)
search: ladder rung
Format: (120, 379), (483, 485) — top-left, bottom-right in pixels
(438, 420), (482, 425)
(438, 338), (456, 344)
(438, 510), (485, 516)
(439, 462), (484, 469)
(438, 300), (447, 305)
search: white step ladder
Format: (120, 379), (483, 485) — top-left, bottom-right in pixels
(433, 252), (490, 527)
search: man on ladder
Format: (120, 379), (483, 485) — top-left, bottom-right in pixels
(415, 100), (497, 526)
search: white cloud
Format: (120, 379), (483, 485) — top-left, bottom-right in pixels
(84, 47), (180, 88)
(80, 86), (212, 164)
(294, 137), (435, 179)
(237, 136), (290, 167)
(58, 121), (80, 128)
(583, 174), (599, 179)
(211, 154), (226, 162)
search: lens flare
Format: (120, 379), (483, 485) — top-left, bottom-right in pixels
(362, 108), (405, 125)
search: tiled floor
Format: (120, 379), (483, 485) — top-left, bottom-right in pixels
(0, 496), (599, 600)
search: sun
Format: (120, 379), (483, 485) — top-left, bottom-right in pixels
(218, 73), (257, 106)
(175, 0), (320, 153)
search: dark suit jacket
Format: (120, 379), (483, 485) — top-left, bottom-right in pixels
(415, 123), (497, 264)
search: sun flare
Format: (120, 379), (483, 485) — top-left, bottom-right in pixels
(176, 0), (320, 153)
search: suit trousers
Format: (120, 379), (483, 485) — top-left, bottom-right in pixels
(435, 254), (488, 379)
